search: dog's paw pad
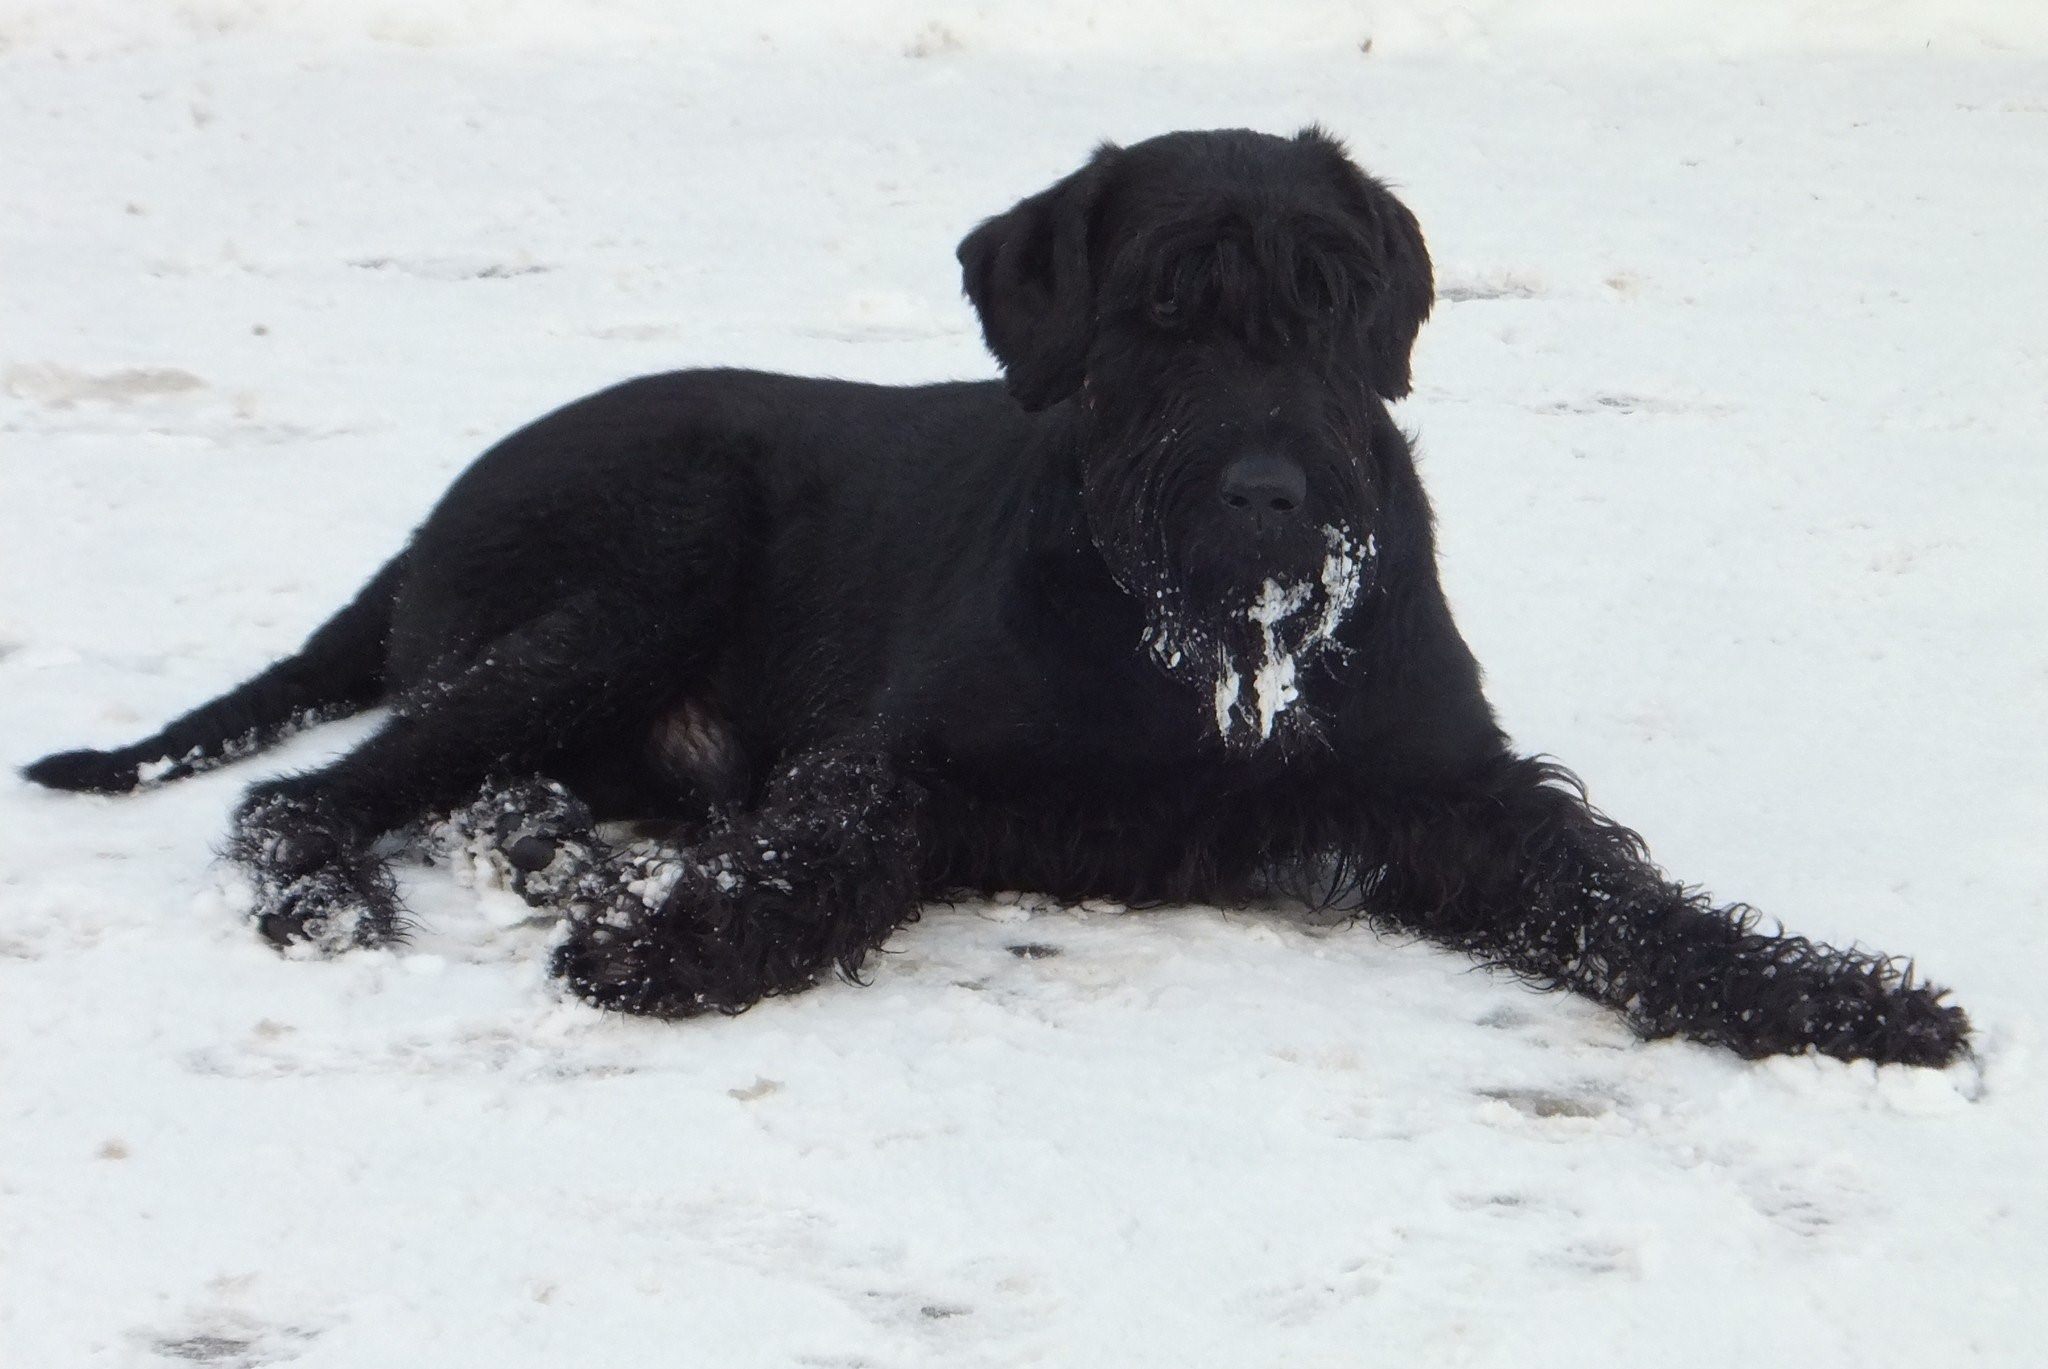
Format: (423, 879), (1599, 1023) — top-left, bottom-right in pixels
(510, 833), (619, 907)
(428, 779), (605, 905)
(503, 834), (559, 873)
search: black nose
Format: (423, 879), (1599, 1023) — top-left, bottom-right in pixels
(1218, 452), (1307, 523)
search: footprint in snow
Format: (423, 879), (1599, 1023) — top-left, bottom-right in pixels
(142, 1317), (322, 1367)
(4, 362), (205, 408)
(1534, 393), (1734, 417)
(1437, 269), (1544, 302)
(1473, 1085), (1618, 1120)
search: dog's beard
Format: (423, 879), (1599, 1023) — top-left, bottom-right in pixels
(1122, 527), (1374, 750)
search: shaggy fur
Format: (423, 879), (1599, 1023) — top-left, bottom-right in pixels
(24, 127), (1967, 1067)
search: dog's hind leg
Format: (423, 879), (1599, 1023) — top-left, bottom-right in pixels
(229, 592), (698, 952)
(23, 555), (406, 795)
(1347, 754), (1970, 1067)
(550, 744), (928, 1018)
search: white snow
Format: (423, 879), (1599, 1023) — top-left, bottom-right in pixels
(1315, 533), (1369, 640)
(5, 3), (2048, 1366)
(1212, 667), (1243, 736)
(1243, 578), (1312, 740)
(1217, 530), (1367, 741)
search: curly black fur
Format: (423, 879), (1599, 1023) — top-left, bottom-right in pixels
(551, 749), (926, 1017)
(1329, 757), (1967, 1066)
(23, 128), (1968, 1067)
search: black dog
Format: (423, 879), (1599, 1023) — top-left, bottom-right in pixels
(25, 128), (1966, 1066)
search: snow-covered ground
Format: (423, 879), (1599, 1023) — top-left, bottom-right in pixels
(5, 3), (2046, 1365)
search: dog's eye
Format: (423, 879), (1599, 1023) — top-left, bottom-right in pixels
(1148, 293), (1183, 328)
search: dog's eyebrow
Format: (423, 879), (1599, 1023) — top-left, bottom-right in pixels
(1104, 207), (1380, 350)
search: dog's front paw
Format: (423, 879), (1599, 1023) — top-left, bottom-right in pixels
(549, 861), (763, 1018)
(551, 910), (722, 1019)
(1686, 948), (1972, 1068)
(1806, 975), (1971, 1069)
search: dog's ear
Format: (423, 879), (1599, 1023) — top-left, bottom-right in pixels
(1355, 180), (1433, 399)
(1299, 128), (1434, 400)
(958, 146), (1116, 411)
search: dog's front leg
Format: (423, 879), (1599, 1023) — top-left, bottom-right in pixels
(552, 745), (927, 1018)
(1350, 755), (1969, 1066)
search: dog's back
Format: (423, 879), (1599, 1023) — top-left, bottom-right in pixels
(21, 368), (1043, 797)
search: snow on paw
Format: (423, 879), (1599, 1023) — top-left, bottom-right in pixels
(425, 778), (606, 907)
(549, 857), (745, 1019)
(251, 860), (405, 956)
(1773, 956), (1973, 1069)
(551, 914), (719, 1019)
(1860, 982), (1971, 1069)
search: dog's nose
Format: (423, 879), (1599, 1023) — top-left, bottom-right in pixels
(1218, 452), (1308, 523)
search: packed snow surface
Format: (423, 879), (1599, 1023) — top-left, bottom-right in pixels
(4, 3), (2047, 1366)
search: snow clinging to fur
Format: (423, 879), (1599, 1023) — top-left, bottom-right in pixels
(1199, 527), (1371, 743)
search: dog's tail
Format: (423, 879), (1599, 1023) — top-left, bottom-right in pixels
(22, 554), (407, 795)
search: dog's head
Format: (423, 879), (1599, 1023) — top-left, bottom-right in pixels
(959, 127), (1433, 749)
